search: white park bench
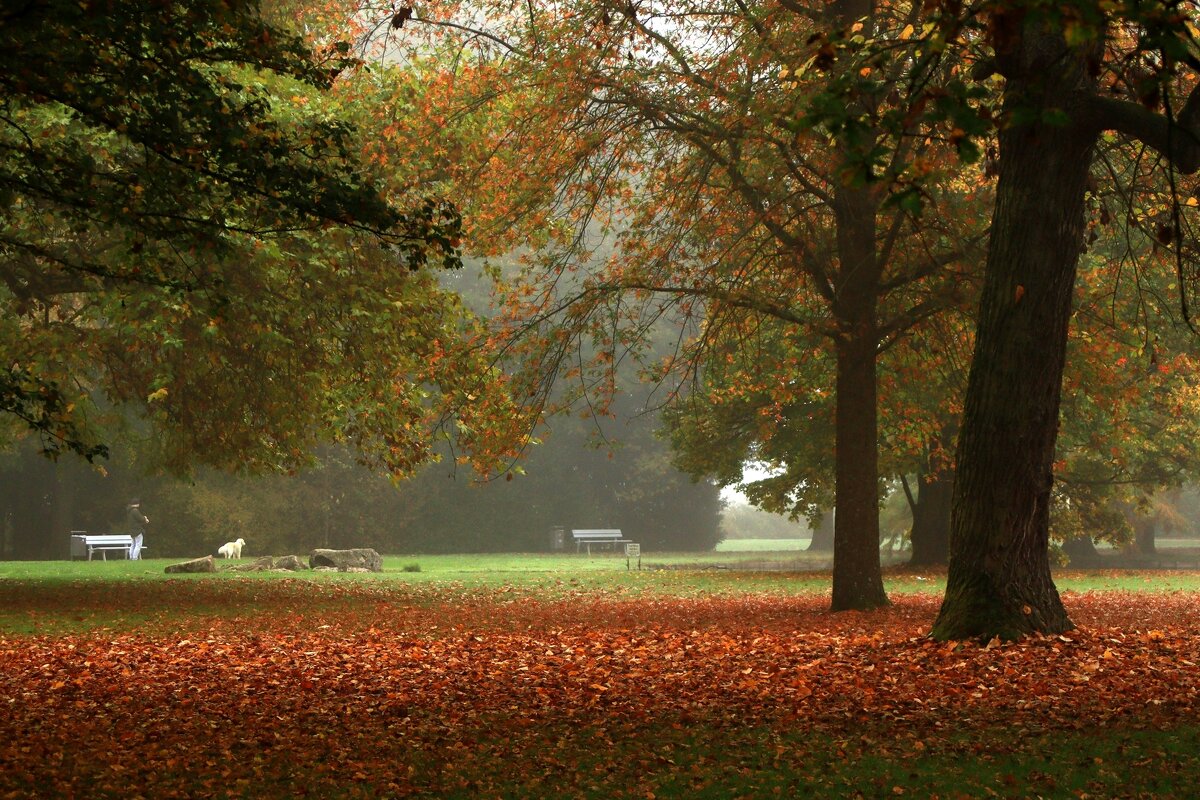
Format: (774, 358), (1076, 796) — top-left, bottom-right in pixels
(571, 528), (634, 555)
(70, 532), (145, 561)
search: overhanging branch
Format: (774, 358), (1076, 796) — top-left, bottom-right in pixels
(1086, 85), (1200, 174)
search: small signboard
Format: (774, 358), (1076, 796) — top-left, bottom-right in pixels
(625, 542), (641, 570)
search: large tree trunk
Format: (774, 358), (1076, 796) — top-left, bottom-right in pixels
(928, 4), (1200, 640)
(830, 188), (888, 611)
(932, 23), (1094, 640)
(806, 0), (890, 611)
(832, 332), (887, 609)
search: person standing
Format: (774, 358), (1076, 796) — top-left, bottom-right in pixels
(126, 499), (149, 558)
(126, 499), (149, 535)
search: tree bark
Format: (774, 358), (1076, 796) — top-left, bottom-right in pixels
(907, 467), (953, 568)
(932, 22), (1093, 640)
(930, 6), (1200, 640)
(830, 188), (888, 611)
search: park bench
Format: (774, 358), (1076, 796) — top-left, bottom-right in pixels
(70, 532), (145, 561)
(571, 528), (634, 555)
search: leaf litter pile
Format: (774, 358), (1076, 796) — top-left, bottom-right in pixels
(1, 579), (1198, 798)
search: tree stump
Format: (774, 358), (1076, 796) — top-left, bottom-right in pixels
(165, 555), (216, 574)
(309, 548), (383, 572)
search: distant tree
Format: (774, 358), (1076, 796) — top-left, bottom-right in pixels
(1052, 248), (1200, 564)
(107, 379), (723, 557)
(1122, 486), (1200, 556)
(150, 445), (417, 557)
(663, 293), (971, 564)
(387, 385), (724, 554)
(0, 441), (65, 560)
(720, 503), (813, 541)
(0, 436), (151, 559)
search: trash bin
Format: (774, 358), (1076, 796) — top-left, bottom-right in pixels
(549, 525), (566, 552)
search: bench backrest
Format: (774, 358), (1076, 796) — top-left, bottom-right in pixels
(84, 535), (134, 545)
(571, 529), (623, 540)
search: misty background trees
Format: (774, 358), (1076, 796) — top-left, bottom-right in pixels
(0, 400), (723, 559)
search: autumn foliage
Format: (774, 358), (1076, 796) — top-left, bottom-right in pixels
(1, 578), (1197, 797)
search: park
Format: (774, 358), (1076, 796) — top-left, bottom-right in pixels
(5, 0), (1200, 797)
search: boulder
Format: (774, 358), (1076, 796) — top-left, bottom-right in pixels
(273, 554), (309, 571)
(228, 555), (311, 572)
(309, 548), (383, 572)
(165, 555), (216, 574)
(227, 556), (275, 572)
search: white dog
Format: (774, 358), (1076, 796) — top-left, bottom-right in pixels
(217, 538), (245, 559)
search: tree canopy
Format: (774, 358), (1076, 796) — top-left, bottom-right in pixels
(0, 0), (516, 476)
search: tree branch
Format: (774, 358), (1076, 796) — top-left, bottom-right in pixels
(595, 279), (817, 330)
(899, 473), (917, 514)
(1086, 86), (1200, 174)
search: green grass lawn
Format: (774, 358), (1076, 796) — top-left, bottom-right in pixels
(717, 535), (1200, 552)
(715, 537), (813, 551)
(3, 554), (1200, 635)
(7, 550), (1200, 591)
